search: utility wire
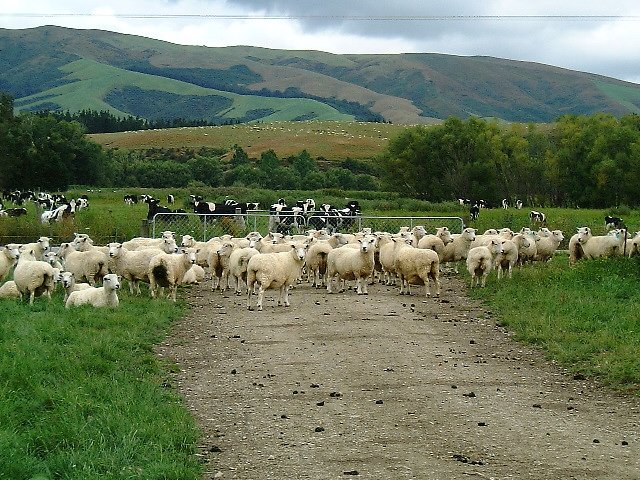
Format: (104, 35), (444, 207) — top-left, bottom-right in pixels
(4, 13), (640, 21)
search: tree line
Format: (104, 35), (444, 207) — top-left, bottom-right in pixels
(2, 92), (639, 208)
(376, 114), (640, 208)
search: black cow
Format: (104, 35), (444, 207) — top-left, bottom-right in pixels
(147, 199), (185, 221)
(4, 207), (28, 217)
(307, 201), (361, 233)
(469, 204), (480, 221)
(605, 215), (624, 230)
(530, 210), (546, 225)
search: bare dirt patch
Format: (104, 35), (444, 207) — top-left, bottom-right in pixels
(157, 277), (640, 480)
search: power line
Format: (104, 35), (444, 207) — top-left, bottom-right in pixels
(4, 13), (640, 21)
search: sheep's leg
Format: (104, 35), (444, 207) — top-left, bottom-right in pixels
(256, 285), (265, 311)
(326, 275), (333, 293)
(360, 276), (368, 295)
(431, 271), (441, 297)
(282, 285), (291, 307)
(29, 290), (35, 305)
(247, 281), (254, 309)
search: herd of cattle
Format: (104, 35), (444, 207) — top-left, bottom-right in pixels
(1, 190), (89, 223)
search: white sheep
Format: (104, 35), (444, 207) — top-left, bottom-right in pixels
(107, 242), (166, 295)
(0, 280), (20, 299)
(228, 247), (260, 294)
(466, 239), (503, 288)
(43, 251), (64, 271)
(535, 230), (564, 262)
(0, 244), (21, 282)
(246, 243), (309, 311)
(326, 235), (376, 295)
(305, 240), (334, 287)
(207, 240), (236, 291)
(441, 227), (477, 273)
(394, 240), (441, 297)
(13, 248), (56, 304)
(148, 248), (197, 302)
(60, 271), (92, 303)
(378, 233), (406, 285)
(517, 230), (539, 265)
(417, 227), (453, 262)
(182, 264), (206, 285)
(66, 273), (120, 308)
(625, 231), (640, 257)
(71, 234), (109, 255)
(121, 233), (177, 252)
(19, 236), (50, 261)
(495, 234), (530, 280)
(57, 242), (109, 286)
(569, 227), (626, 264)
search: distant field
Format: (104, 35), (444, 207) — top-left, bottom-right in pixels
(89, 121), (413, 160)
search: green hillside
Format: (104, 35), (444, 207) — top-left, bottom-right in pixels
(13, 59), (355, 123)
(1, 25), (639, 124)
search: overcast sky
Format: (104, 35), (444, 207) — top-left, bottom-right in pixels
(2, 0), (640, 84)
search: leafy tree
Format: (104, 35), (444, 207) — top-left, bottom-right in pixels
(291, 150), (318, 176)
(187, 155), (223, 187)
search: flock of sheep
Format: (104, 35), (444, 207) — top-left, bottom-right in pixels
(0, 222), (638, 310)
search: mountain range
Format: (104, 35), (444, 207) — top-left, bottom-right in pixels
(1, 25), (639, 125)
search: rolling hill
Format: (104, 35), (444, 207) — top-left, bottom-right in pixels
(1, 25), (639, 124)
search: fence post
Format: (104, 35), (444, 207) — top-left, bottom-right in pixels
(235, 208), (246, 230)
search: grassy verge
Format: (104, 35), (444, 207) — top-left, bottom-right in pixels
(468, 255), (640, 394)
(0, 289), (201, 480)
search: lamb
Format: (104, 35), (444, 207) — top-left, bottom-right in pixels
(326, 235), (376, 295)
(625, 231), (640, 257)
(394, 239), (441, 297)
(246, 243), (309, 311)
(107, 242), (166, 295)
(57, 242), (109, 286)
(182, 264), (206, 285)
(181, 234), (216, 268)
(121, 232), (177, 252)
(441, 227), (476, 273)
(44, 251), (63, 271)
(228, 247), (260, 294)
(207, 240), (236, 291)
(13, 248), (56, 304)
(305, 240), (334, 287)
(71, 234), (109, 255)
(66, 273), (120, 308)
(409, 225), (428, 246)
(517, 229), (539, 265)
(19, 236), (50, 261)
(495, 234), (530, 280)
(378, 233), (405, 285)
(60, 271), (92, 303)
(569, 227), (626, 264)
(417, 227), (453, 262)
(0, 280), (20, 299)
(466, 239), (503, 288)
(148, 248), (197, 302)
(0, 244), (21, 282)
(535, 230), (564, 262)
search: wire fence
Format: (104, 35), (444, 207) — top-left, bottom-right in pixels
(150, 211), (464, 240)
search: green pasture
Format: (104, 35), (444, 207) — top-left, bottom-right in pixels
(469, 255), (640, 394)
(0, 288), (200, 480)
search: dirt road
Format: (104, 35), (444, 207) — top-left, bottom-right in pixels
(157, 277), (640, 480)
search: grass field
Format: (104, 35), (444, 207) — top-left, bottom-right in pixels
(89, 121), (411, 160)
(0, 288), (201, 480)
(470, 255), (640, 394)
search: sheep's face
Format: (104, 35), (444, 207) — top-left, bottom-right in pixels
(292, 244), (308, 261)
(359, 236), (376, 253)
(108, 243), (122, 258)
(437, 227), (454, 245)
(5, 245), (20, 260)
(552, 231), (564, 242)
(412, 226), (427, 237)
(104, 274), (120, 290)
(184, 249), (198, 264)
(181, 235), (194, 247)
(462, 228), (476, 241)
(61, 272), (74, 288)
(38, 237), (51, 252)
(161, 231), (175, 240)
(576, 227), (591, 244)
(489, 239), (503, 255)
(163, 238), (179, 253)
